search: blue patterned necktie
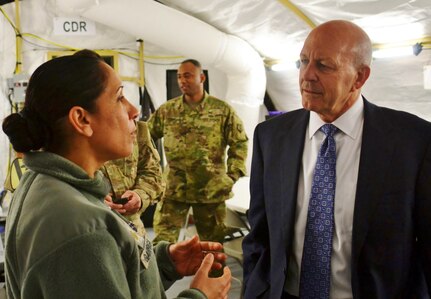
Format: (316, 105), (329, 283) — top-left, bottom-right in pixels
(299, 124), (338, 299)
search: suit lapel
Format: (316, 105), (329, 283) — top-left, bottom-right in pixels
(279, 111), (309, 247)
(351, 99), (396, 261)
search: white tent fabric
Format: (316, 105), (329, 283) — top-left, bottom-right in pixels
(56, 0), (266, 107)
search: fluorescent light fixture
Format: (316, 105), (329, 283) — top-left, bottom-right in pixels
(358, 18), (424, 44)
(372, 46), (413, 59)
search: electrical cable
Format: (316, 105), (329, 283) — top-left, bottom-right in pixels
(0, 5), (18, 34)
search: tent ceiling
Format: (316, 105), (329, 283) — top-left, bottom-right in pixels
(158, 0), (431, 63)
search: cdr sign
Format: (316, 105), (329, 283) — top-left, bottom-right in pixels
(53, 17), (96, 36)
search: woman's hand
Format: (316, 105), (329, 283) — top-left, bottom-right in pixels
(190, 253), (231, 299)
(169, 236), (231, 299)
(168, 235), (227, 276)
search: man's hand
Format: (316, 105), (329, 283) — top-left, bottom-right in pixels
(104, 190), (141, 215)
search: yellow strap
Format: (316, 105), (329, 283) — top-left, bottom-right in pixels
(5, 158), (27, 191)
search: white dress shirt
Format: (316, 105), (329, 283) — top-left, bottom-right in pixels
(285, 97), (364, 299)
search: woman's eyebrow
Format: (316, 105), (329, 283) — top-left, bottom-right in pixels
(116, 85), (124, 95)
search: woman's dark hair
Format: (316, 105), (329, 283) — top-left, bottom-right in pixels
(2, 50), (107, 152)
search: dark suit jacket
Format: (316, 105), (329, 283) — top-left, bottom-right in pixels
(243, 99), (431, 299)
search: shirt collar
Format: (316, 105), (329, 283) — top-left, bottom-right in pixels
(309, 94), (364, 139)
(181, 91), (209, 111)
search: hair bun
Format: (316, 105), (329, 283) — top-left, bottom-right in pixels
(2, 111), (48, 152)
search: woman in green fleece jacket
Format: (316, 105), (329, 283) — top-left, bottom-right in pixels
(2, 51), (231, 299)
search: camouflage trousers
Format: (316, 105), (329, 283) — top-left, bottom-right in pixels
(152, 200), (228, 244)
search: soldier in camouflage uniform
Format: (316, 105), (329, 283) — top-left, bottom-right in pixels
(148, 59), (248, 244)
(101, 121), (165, 236)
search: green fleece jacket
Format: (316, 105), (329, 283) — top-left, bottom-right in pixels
(5, 152), (206, 299)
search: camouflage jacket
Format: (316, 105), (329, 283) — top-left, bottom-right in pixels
(101, 121), (165, 234)
(148, 93), (248, 203)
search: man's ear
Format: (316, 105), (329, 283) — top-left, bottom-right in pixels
(353, 65), (371, 90)
(68, 106), (93, 137)
(200, 72), (206, 84)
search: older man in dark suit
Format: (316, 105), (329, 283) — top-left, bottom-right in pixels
(243, 20), (431, 299)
